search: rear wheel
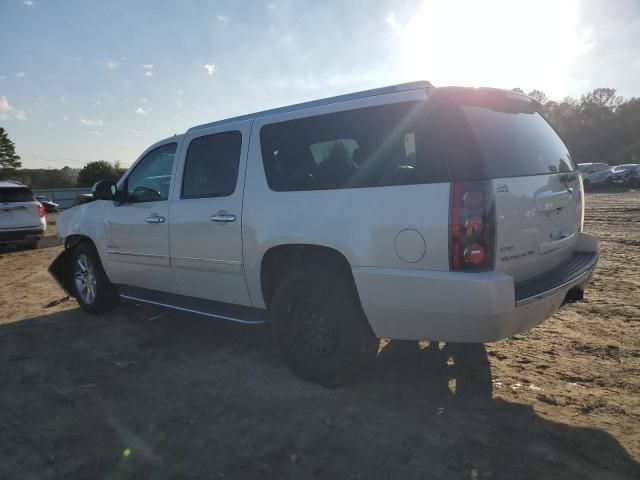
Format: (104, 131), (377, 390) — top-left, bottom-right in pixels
(270, 270), (379, 386)
(70, 242), (119, 313)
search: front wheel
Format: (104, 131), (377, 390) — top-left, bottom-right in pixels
(70, 242), (119, 313)
(270, 270), (379, 386)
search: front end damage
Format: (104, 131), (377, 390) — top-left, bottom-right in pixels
(48, 248), (74, 296)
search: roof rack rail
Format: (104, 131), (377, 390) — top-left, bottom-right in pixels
(187, 80), (433, 133)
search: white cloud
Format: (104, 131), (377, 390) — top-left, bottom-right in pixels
(203, 64), (216, 76)
(127, 128), (142, 137)
(386, 12), (401, 30)
(80, 117), (104, 127)
(91, 130), (101, 136)
(47, 121), (54, 128)
(0, 75), (6, 80)
(135, 107), (147, 115)
(23, 0), (34, 6)
(216, 14), (229, 22)
(140, 97), (148, 103)
(144, 71), (153, 77)
(0, 95), (27, 121)
(61, 115), (69, 121)
(15, 72), (27, 78)
(176, 89), (184, 95)
(142, 64), (153, 70)
(106, 60), (119, 69)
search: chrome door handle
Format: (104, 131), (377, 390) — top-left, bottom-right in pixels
(145, 215), (165, 224)
(210, 213), (236, 223)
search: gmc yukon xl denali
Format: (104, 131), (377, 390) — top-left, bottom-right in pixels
(50, 82), (598, 385)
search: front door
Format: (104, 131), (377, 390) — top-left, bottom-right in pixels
(169, 121), (252, 306)
(104, 142), (179, 293)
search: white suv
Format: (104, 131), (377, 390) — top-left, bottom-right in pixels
(0, 180), (46, 249)
(51, 82), (598, 384)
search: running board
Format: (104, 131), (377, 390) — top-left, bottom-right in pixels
(117, 285), (268, 325)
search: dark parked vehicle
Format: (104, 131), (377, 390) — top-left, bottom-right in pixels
(610, 164), (638, 185)
(624, 165), (640, 187)
(35, 195), (60, 213)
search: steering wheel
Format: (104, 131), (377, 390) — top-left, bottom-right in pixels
(130, 186), (162, 201)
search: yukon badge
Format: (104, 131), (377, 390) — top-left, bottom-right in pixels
(495, 183), (509, 193)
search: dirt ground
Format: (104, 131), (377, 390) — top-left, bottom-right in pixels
(1, 191), (639, 480)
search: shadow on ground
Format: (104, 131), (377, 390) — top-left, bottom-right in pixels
(1, 304), (638, 479)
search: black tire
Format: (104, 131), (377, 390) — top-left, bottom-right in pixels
(70, 242), (119, 313)
(270, 269), (379, 386)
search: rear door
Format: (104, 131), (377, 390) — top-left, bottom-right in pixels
(169, 121), (252, 306)
(0, 187), (40, 230)
(441, 89), (582, 283)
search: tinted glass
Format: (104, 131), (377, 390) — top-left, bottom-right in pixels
(260, 101), (450, 191)
(182, 131), (242, 198)
(441, 91), (576, 180)
(0, 188), (35, 202)
(126, 143), (176, 202)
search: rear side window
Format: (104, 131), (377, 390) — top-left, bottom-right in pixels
(441, 90), (576, 180)
(182, 131), (242, 198)
(0, 187), (35, 202)
(260, 101), (449, 191)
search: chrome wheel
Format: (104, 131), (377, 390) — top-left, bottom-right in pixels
(73, 253), (96, 304)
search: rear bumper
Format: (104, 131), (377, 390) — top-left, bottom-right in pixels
(0, 228), (44, 244)
(352, 233), (598, 342)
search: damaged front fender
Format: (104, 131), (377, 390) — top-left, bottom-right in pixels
(48, 248), (74, 296)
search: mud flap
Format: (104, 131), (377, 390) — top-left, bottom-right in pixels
(49, 248), (74, 296)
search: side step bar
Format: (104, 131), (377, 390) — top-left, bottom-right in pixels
(118, 285), (268, 325)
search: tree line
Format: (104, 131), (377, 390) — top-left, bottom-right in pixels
(1, 87), (639, 188)
(516, 87), (640, 165)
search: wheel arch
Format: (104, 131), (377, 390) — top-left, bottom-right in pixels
(260, 243), (355, 309)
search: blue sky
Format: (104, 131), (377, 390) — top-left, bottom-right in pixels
(1, 0), (639, 169)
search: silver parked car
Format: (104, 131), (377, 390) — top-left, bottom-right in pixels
(578, 162), (612, 189)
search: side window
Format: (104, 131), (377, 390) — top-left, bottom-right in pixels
(260, 101), (449, 191)
(126, 143), (177, 203)
(181, 131), (242, 198)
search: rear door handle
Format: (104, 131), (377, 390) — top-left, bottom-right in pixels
(145, 215), (165, 224)
(210, 213), (236, 223)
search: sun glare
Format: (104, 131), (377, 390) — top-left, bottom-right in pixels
(397, 0), (580, 97)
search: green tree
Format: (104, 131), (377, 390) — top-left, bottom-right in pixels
(0, 127), (22, 178)
(527, 89), (548, 105)
(77, 160), (118, 187)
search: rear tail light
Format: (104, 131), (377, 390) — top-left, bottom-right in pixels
(449, 181), (495, 271)
(38, 203), (46, 217)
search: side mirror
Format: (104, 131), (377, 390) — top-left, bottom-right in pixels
(92, 180), (117, 200)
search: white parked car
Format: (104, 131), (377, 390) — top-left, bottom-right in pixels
(577, 162), (611, 189)
(51, 82), (598, 384)
(0, 180), (46, 249)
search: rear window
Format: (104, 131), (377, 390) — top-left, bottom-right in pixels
(259, 91), (576, 191)
(441, 90), (576, 180)
(0, 187), (35, 202)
